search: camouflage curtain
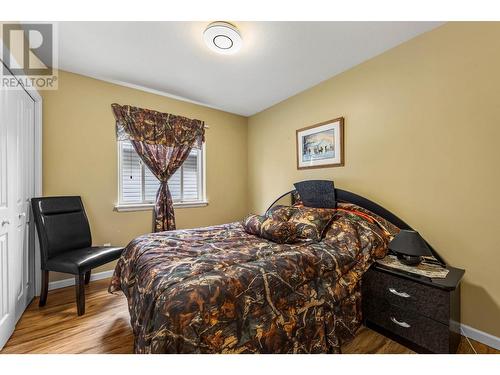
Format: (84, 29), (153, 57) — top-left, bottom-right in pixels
(111, 104), (205, 232)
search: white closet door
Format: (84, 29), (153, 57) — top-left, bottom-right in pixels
(0, 86), (35, 348)
(0, 87), (16, 348)
(13, 89), (35, 322)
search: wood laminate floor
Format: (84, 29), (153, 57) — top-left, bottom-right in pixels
(1, 278), (498, 354)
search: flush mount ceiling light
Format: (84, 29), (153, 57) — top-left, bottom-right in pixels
(203, 21), (242, 55)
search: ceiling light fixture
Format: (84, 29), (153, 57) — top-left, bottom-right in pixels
(203, 21), (242, 55)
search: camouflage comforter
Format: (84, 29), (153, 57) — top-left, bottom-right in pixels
(109, 205), (396, 353)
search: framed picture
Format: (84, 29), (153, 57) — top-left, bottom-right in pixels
(296, 117), (344, 170)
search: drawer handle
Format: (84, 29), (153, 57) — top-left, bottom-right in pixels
(390, 316), (411, 328)
(388, 288), (410, 298)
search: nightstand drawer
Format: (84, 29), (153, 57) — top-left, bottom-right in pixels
(364, 298), (450, 353)
(363, 268), (449, 324)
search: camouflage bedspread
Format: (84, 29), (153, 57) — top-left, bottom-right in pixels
(109, 206), (395, 353)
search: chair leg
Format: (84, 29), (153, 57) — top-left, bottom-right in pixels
(75, 273), (85, 316)
(84, 270), (91, 285)
(39, 270), (49, 307)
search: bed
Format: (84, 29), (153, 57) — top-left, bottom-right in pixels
(109, 185), (424, 354)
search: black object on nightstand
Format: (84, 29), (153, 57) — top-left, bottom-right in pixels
(362, 262), (465, 353)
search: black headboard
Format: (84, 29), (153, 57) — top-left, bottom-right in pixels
(266, 187), (445, 265)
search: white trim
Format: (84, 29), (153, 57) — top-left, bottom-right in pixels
(47, 270), (115, 291)
(117, 142), (207, 209)
(201, 142), (207, 203)
(460, 323), (500, 351)
(114, 200), (209, 212)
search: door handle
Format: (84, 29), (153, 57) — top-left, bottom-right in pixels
(19, 213), (26, 218)
(388, 288), (410, 298)
(1, 220), (10, 226)
(390, 316), (411, 328)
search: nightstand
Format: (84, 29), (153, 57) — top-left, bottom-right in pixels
(362, 262), (465, 353)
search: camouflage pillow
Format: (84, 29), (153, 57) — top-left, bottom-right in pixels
(266, 205), (297, 221)
(336, 202), (400, 237)
(242, 214), (267, 235)
(323, 211), (391, 264)
(260, 219), (297, 244)
(288, 206), (336, 242)
(243, 214), (297, 244)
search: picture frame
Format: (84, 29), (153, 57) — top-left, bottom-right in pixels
(296, 117), (344, 170)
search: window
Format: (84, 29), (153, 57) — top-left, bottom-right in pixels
(117, 140), (206, 210)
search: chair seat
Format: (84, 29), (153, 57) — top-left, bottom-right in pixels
(45, 246), (124, 274)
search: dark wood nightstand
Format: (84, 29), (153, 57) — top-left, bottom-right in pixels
(362, 261), (465, 353)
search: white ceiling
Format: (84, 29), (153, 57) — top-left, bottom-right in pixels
(56, 22), (442, 116)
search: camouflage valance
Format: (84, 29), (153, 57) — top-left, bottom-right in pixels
(111, 103), (205, 149)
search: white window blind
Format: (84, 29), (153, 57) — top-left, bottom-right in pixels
(119, 141), (204, 205)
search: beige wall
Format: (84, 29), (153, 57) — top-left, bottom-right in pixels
(248, 22), (500, 336)
(42, 70), (248, 281)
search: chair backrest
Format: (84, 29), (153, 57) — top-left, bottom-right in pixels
(31, 196), (92, 264)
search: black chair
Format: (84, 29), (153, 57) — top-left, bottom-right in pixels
(31, 196), (124, 316)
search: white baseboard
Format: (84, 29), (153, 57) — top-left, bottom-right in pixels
(461, 323), (500, 351)
(47, 270), (115, 292)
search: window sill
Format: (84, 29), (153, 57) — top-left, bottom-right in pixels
(114, 200), (209, 212)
